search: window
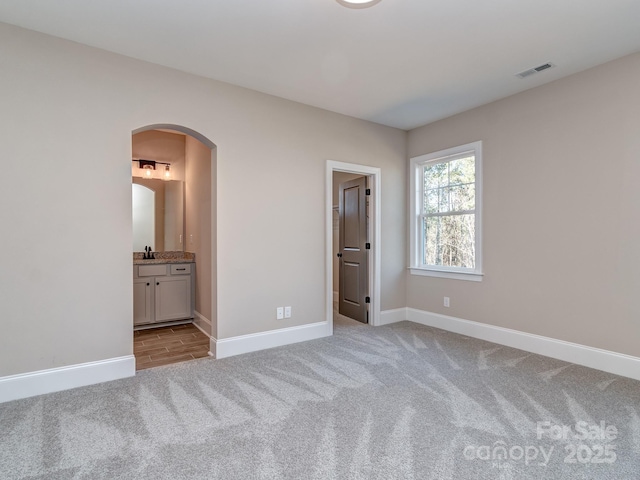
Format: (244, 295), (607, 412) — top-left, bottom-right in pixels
(410, 141), (483, 281)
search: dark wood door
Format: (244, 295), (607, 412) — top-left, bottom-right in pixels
(338, 177), (368, 323)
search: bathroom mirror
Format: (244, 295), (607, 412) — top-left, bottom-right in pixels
(132, 178), (184, 252)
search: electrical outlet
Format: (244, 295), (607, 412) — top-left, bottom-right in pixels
(284, 306), (292, 318)
(276, 307), (284, 320)
(444, 297), (450, 308)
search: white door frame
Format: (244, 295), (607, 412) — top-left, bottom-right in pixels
(326, 160), (381, 335)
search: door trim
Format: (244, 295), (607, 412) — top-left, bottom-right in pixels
(326, 160), (381, 335)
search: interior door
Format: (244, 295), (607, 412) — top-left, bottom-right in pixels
(338, 176), (368, 323)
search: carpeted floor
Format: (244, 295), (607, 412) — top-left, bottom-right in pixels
(1, 316), (639, 479)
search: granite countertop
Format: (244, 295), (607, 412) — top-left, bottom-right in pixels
(133, 251), (195, 265)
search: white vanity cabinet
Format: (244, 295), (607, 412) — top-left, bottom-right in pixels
(134, 263), (194, 326)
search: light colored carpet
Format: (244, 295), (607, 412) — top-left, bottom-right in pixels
(1, 318), (639, 479)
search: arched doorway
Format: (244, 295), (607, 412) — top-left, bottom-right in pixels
(131, 124), (217, 370)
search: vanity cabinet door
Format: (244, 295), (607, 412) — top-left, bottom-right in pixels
(133, 277), (153, 325)
(155, 275), (192, 322)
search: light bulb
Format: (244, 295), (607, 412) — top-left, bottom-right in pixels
(163, 164), (171, 180)
(143, 165), (154, 179)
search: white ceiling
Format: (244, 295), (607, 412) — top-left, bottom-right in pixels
(1, 0), (639, 130)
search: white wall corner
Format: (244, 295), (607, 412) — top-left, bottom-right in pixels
(406, 308), (640, 382)
(0, 355), (136, 404)
(379, 307), (408, 326)
(215, 322), (330, 359)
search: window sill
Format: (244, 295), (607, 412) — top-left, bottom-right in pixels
(409, 267), (484, 282)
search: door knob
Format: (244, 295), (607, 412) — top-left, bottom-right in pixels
(337, 253), (342, 258)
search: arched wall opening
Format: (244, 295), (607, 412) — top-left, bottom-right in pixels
(132, 124), (217, 347)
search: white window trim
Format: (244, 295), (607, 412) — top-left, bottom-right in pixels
(409, 141), (483, 281)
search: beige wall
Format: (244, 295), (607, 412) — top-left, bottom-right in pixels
(407, 53), (640, 357)
(185, 136), (214, 336)
(0, 22), (406, 377)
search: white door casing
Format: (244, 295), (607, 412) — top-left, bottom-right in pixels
(326, 160), (381, 336)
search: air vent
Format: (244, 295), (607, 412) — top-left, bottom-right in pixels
(515, 62), (555, 79)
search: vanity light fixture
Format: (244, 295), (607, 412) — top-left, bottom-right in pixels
(336, 0), (382, 8)
(133, 159), (172, 180)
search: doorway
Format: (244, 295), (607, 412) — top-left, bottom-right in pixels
(131, 124), (217, 370)
(325, 161), (381, 336)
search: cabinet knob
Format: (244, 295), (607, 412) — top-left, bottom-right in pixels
(337, 253), (342, 258)
(146, 282), (150, 286)
(156, 282), (160, 286)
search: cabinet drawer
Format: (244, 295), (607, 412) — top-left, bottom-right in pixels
(170, 264), (192, 275)
(138, 264), (168, 277)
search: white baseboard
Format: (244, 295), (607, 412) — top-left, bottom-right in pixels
(404, 308), (640, 382)
(379, 307), (409, 326)
(211, 321), (329, 359)
(333, 291), (338, 303)
(192, 310), (212, 338)
(0, 355), (136, 404)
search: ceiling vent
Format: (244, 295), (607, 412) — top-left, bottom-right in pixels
(515, 62), (555, 79)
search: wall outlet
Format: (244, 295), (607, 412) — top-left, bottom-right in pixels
(444, 297), (450, 308)
(276, 307), (284, 320)
(284, 306), (292, 318)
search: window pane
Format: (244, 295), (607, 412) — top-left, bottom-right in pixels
(423, 155), (475, 214)
(448, 156), (475, 185)
(425, 187), (439, 213)
(423, 163), (448, 189)
(438, 187), (450, 213)
(426, 186), (461, 214)
(423, 214), (476, 268)
(425, 184), (474, 214)
(448, 183), (475, 211)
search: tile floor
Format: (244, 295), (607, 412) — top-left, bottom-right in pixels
(133, 323), (210, 370)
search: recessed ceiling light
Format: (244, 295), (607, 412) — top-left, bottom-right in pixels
(336, 0), (382, 9)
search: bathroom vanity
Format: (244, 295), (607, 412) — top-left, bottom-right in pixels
(133, 253), (195, 328)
